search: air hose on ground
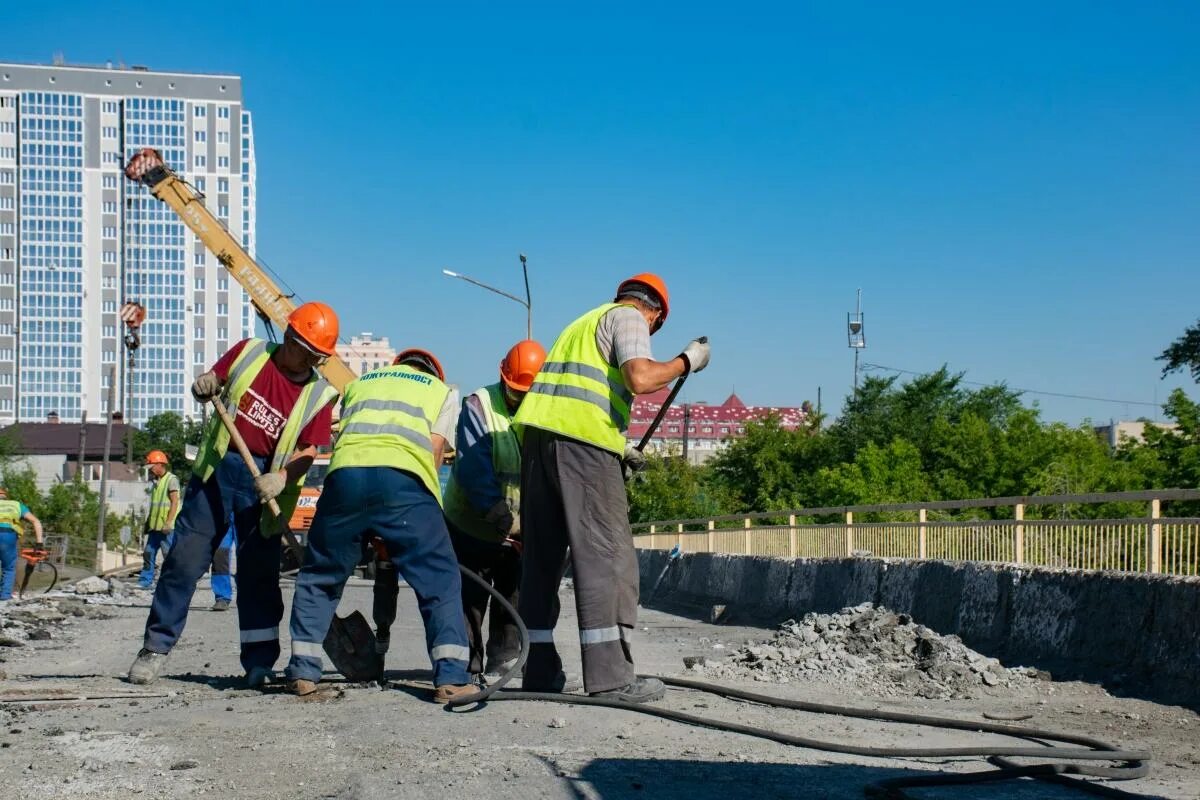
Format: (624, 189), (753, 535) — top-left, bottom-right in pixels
(449, 564), (1152, 799)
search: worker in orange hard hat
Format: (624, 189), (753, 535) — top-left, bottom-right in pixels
(286, 345), (474, 702)
(442, 339), (546, 681)
(138, 450), (180, 589)
(511, 273), (710, 702)
(129, 301), (340, 689)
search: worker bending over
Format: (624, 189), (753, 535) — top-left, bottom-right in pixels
(128, 302), (340, 687)
(513, 273), (710, 702)
(284, 348), (473, 702)
(443, 339), (546, 680)
(0, 487), (44, 602)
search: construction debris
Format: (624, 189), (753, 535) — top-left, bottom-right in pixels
(692, 602), (1051, 700)
(69, 576), (111, 595)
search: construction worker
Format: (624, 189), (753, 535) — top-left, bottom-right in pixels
(443, 339), (546, 680)
(128, 302), (340, 687)
(138, 450), (180, 588)
(284, 348), (474, 702)
(0, 487), (44, 602)
(513, 273), (710, 702)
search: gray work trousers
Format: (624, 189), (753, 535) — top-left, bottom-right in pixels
(517, 427), (638, 693)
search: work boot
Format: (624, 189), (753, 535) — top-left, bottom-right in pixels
(128, 649), (169, 685)
(433, 683), (477, 703)
(588, 677), (666, 704)
(287, 678), (319, 697)
(211, 598), (231, 612)
(521, 670), (582, 693)
(245, 666), (274, 689)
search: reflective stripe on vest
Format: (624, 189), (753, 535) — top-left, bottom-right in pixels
(147, 473), (177, 531)
(329, 365), (449, 502)
(513, 303), (634, 454)
(192, 338), (338, 528)
(443, 383), (521, 542)
(0, 499), (23, 531)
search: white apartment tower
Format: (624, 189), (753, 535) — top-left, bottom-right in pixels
(0, 61), (255, 425)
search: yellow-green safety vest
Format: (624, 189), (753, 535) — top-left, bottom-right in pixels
(193, 338), (338, 530)
(0, 499), (24, 532)
(513, 302), (634, 454)
(443, 383), (521, 542)
(330, 364), (450, 502)
(147, 472), (179, 531)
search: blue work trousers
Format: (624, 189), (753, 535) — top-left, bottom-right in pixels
(285, 467), (470, 686)
(143, 451), (283, 673)
(211, 525), (235, 602)
(0, 529), (18, 600)
(138, 531), (175, 587)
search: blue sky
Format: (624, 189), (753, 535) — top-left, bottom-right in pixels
(4, 2), (1198, 423)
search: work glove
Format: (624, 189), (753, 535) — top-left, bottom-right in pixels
(680, 338), (711, 373)
(622, 444), (647, 481)
(191, 371), (223, 402)
(253, 470), (287, 504)
(485, 500), (516, 537)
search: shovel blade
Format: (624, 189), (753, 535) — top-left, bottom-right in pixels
(322, 610), (380, 682)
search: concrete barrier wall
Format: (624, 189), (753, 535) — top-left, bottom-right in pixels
(638, 551), (1200, 708)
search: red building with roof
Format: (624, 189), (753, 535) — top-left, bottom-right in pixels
(627, 389), (808, 463)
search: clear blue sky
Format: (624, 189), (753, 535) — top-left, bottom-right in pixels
(4, 2), (1198, 424)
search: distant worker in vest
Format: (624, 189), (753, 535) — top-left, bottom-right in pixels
(513, 273), (710, 703)
(443, 339), (546, 681)
(0, 487), (44, 602)
(128, 302), (341, 688)
(285, 348), (474, 702)
(138, 450), (180, 588)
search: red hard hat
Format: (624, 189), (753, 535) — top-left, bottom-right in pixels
(287, 301), (339, 356)
(393, 348), (445, 382)
(145, 450), (169, 465)
(499, 339), (547, 392)
(616, 272), (670, 333)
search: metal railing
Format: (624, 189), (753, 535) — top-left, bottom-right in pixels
(631, 489), (1200, 576)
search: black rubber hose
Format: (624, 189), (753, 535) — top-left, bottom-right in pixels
(446, 565), (1152, 799)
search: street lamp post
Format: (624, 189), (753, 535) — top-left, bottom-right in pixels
(442, 253), (533, 339)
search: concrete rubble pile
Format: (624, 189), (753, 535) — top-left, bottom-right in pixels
(694, 602), (1051, 699)
(0, 579), (152, 678)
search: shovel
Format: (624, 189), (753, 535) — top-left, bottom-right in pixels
(211, 398), (379, 676)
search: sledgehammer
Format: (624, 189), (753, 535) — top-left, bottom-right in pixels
(210, 396), (305, 562)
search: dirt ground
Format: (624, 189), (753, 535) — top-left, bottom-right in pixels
(1, 577), (1196, 800)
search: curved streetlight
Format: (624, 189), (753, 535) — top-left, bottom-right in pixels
(442, 253), (532, 339)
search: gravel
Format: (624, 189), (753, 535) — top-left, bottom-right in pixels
(693, 602), (1051, 700)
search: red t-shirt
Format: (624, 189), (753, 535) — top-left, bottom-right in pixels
(212, 339), (334, 458)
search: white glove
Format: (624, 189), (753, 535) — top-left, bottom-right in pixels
(191, 371), (223, 402)
(680, 338), (711, 373)
(622, 444), (647, 473)
(253, 470), (287, 503)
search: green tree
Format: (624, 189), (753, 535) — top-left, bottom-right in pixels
(132, 412), (206, 484)
(1158, 319), (1200, 382)
(626, 452), (734, 525)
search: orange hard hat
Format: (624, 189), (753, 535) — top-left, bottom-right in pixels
(499, 339), (547, 393)
(616, 272), (670, 333)
(287, 301), (339, 356)
(145, 450), (169, 465)
(393, 348), (445, 382)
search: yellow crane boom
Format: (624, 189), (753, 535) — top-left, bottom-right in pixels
(124, 148), (356, 392)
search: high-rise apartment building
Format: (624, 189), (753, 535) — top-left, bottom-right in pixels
(0, 61), (255, 425)
(336, 332), (397, 377)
